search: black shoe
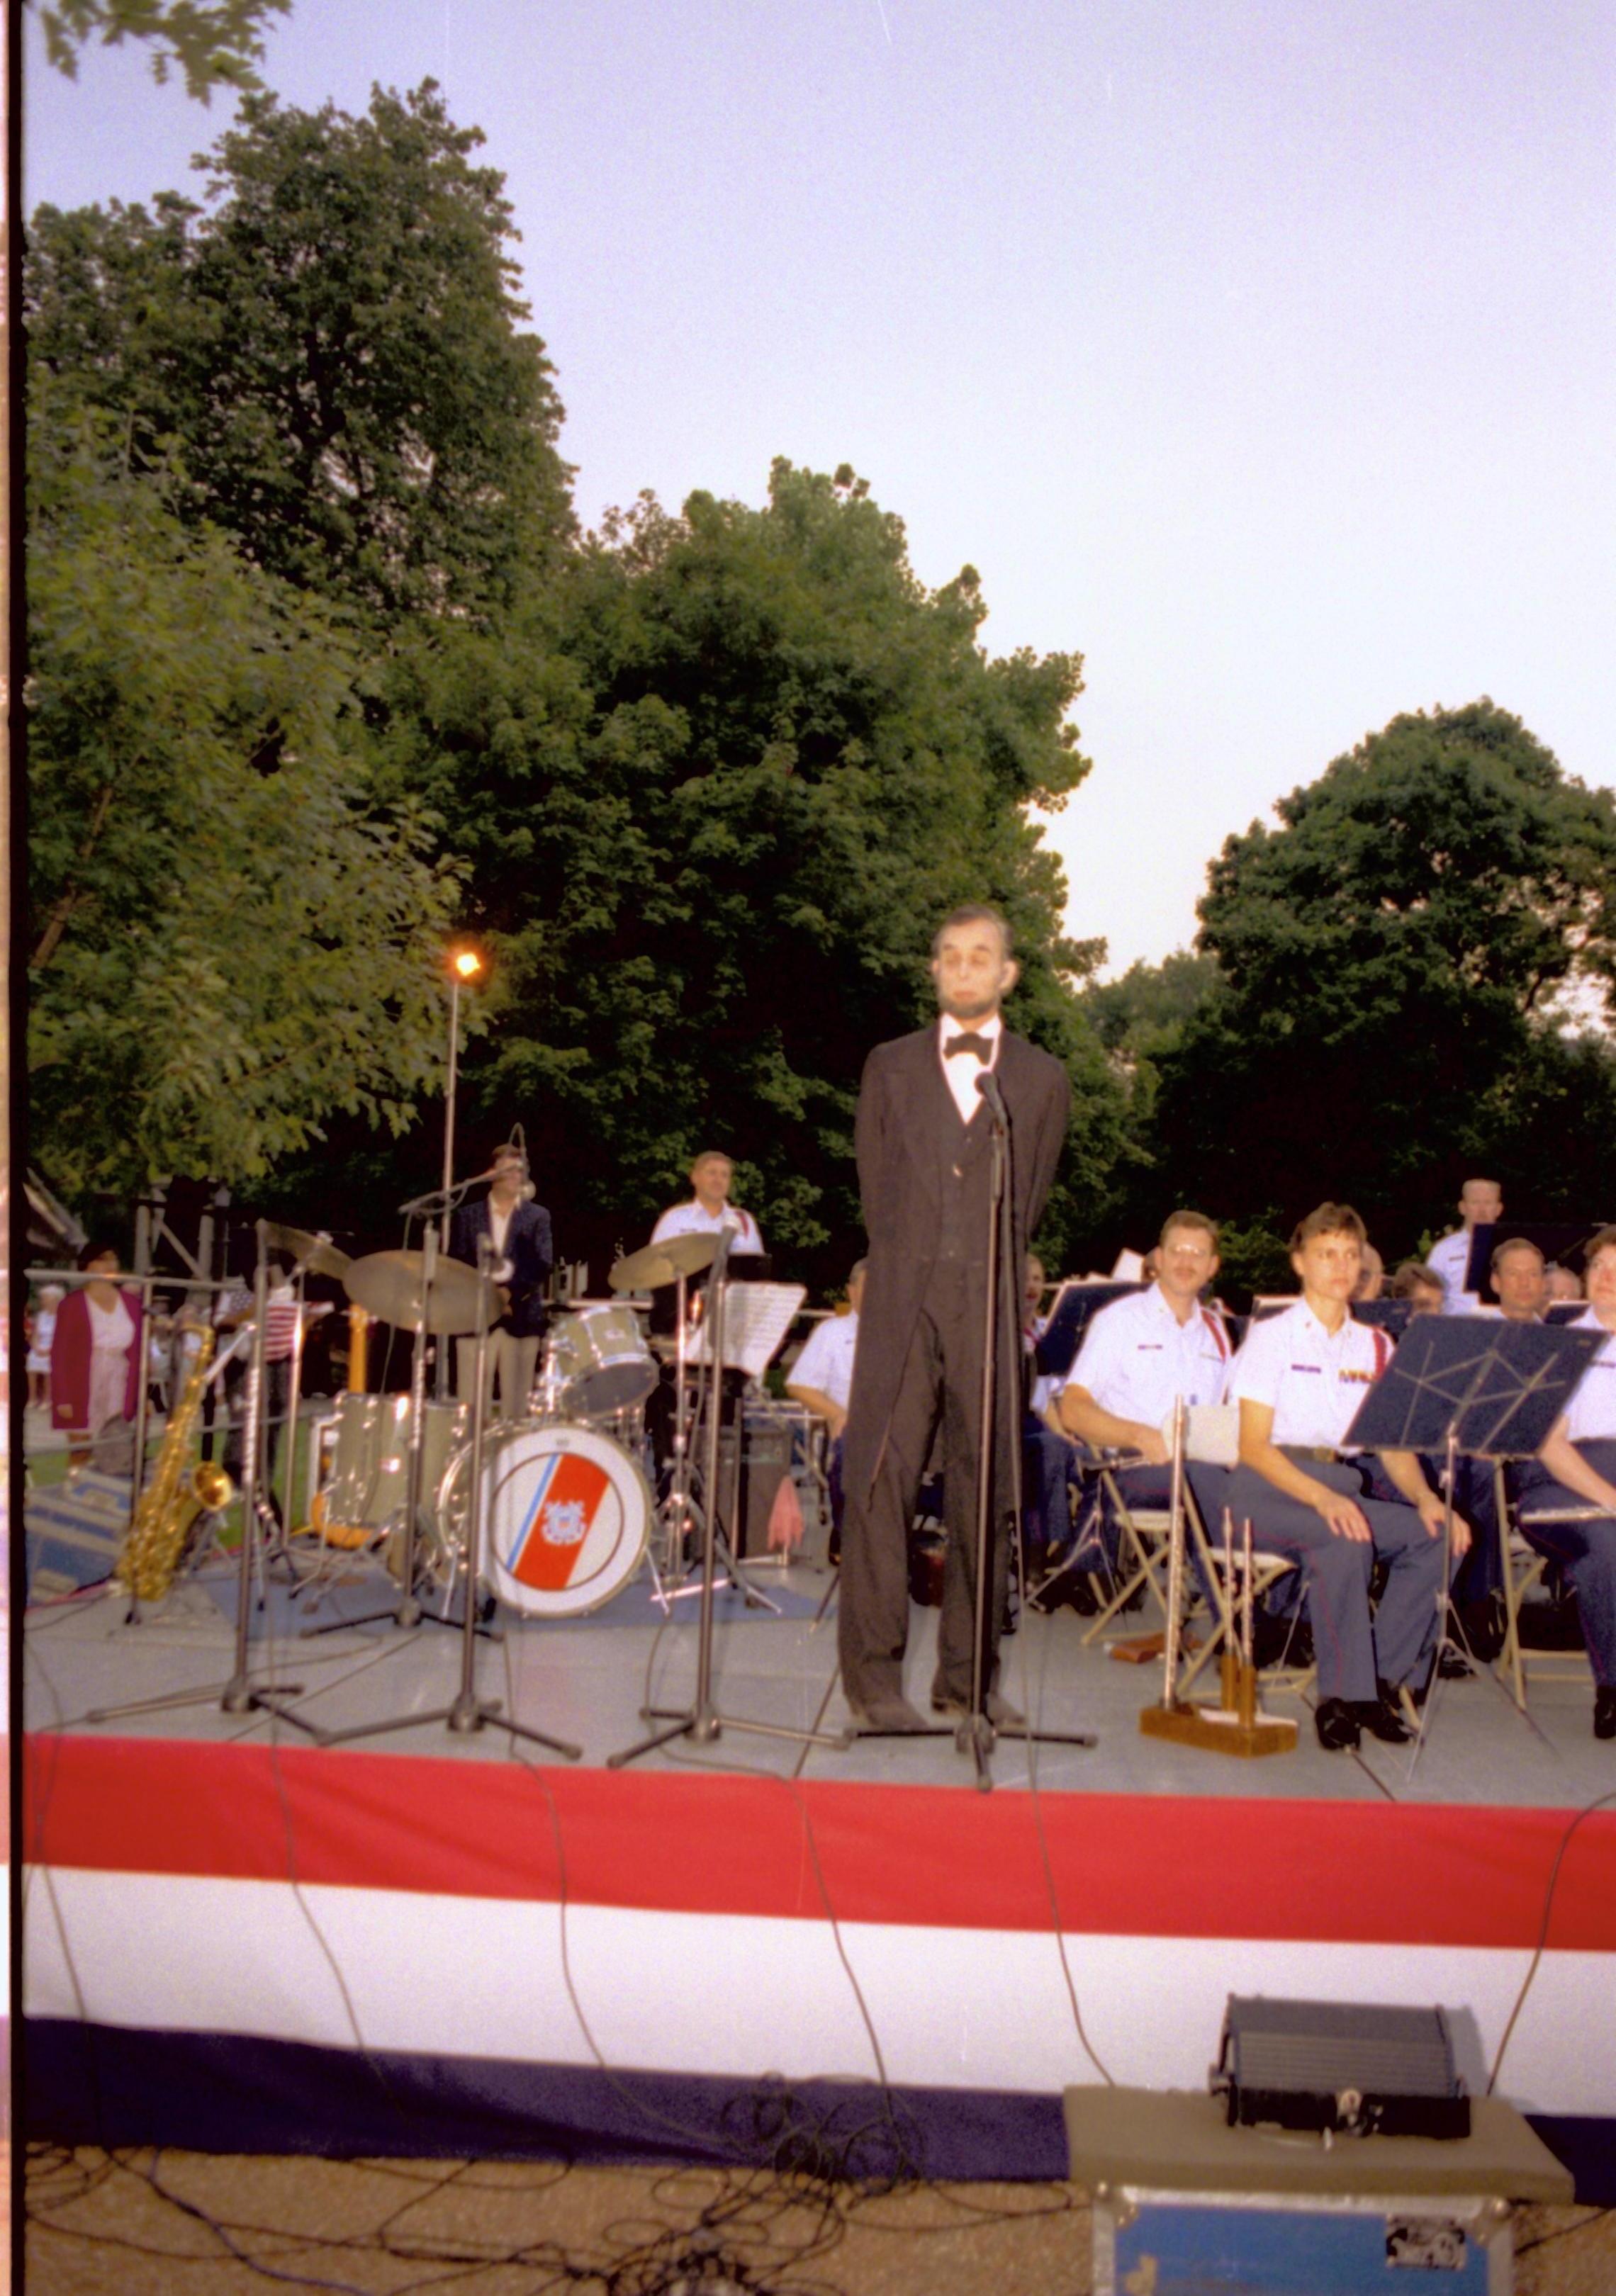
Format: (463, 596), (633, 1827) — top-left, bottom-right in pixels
(931, 1687), (1026, 1728)
(1354, 1687), (1414, 1745)
(846, 1693), (931, 1734)
(1314, 1697), (1361, 1752)
(1595, 1687), (1616, 1741)
(1437, 1645), (1474, 1679)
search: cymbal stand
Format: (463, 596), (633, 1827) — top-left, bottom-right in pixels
(608, 1228), (849, 1768)
(318, 1239), (581, 1758)
(88, 1229), (318, 1735)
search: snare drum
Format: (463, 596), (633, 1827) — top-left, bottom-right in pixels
(546, 1302), (657, 1417)
(437, 1419), (650, 1617)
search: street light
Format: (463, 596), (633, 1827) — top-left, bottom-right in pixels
(438, 943), (486, 1398)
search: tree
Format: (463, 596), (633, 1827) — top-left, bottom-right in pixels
(311, 463), (1125, 1285)
(27, 393), (461, 1197)
(33, 0), (291, 101)
(26, 80), (573, 617)
(1148, 701), (1616, 1250)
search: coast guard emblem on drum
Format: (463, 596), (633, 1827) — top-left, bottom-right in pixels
(541, 1498), (588, 1547)
(503, 1451), (615, 1591)
(477, 1421), (649, 1619)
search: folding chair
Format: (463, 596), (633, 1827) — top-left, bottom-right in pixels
(1077, 1451), (1183, 1643)
(1495, 1461), (1594, 1711)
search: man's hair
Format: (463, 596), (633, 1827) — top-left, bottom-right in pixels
(690, 1149), (732, 1173)
(77, 1237), (121, 1270)
(1390, 1259), (1444, 1299)
(1461, 1176), (1502, 1199)
(1583, 1225), (1616, 1266)
(1158, 1210), (1219, 1251)
(1290, 1202), (1367, 1250)
(1490, 1235), (1544, 1277)
(931, 903), (1013, 961)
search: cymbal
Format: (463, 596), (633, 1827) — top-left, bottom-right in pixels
(344, 1249), (493, 1334)
(262, 1220), (352, 1281)
(607, 1232), (718, 1294)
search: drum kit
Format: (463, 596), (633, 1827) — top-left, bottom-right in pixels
(303, 1225), (734, 1626)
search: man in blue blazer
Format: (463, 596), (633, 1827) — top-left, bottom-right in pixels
(451, 1142), (554, 1417)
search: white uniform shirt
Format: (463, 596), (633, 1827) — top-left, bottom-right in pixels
(1428, 1227), (1482, 1313)
(938, 1012), (1002, 1127)
(788, 1310), (860, 1414)
(1065, 1281), (1232, 1424)
(1230, 1299), (1393, 1452)
(1561, 1306), (1616, 1444)
(650, 1200), (765, 1254)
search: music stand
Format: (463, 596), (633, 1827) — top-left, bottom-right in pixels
(1033, 1281), (1147, 1385)
(1461, 1221), (1607, 1306)
(607, 1228), (851, 1770)
(1342, 1315), (1603, 1772)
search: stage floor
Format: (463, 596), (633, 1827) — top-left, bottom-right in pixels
(21, 1541), (1616, 2196)
(20, 1542), (1614, 1808)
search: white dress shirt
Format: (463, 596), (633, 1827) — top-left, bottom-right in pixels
(1230, 1299), (1393, 1452)
(651, 1199), (765, 1253)
(1561, 1306), (1616, 1444)
(937, 1012), (1002, 1126)
(1065, 1281), (1231, 1424)
(788, 1310), (860, 1414)
(1428, 1226), (1481, 1313)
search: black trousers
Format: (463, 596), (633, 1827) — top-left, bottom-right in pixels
(838, 1260), (1014, 1709)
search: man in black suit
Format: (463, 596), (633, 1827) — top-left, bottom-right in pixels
(838, 906), (1071, 1732)
(451, 1142), (554, 1417)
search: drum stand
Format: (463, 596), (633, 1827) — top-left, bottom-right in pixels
(89, 1230), (319, 1735)
(652, 1272), (779, 1616)
(315, 1244), (582, 1760)
(609, 1232), (850, 1769)
(301, 1227), (492, 1645)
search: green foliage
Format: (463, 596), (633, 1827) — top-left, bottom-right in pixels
(1147, 702), (1616, 1253)
(1084, 949), (1218, 1062)
(26, 80), (572, 617)
(33, 0), (290, 100)
(352, 463), (1123, 1284)
(27, 393), (461, 1194)
(1208, 1212), (1294, 1315)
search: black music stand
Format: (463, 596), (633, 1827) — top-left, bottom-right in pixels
(1460, 1221), (1607, 1306)
(1342, 1315), (1603, 1771)
(1034, 1280), (1147, 1385)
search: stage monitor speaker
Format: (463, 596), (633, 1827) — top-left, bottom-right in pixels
(1213, 1996), (1471, 2141)
(716, 1415), (796, 1558)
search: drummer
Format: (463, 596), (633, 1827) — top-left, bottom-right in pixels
(651, 1152), (765, 1257)
(451, 1141), (554, 1417)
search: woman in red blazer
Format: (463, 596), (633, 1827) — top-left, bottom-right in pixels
(50, 1241), (145, 1466)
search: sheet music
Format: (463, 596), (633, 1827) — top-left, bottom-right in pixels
(691, 1282), (807, 1381)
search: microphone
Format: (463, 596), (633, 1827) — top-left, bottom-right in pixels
(975, 1069), (1009, 1123)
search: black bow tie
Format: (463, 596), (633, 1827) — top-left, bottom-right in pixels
(944, 1032), (992, 1062)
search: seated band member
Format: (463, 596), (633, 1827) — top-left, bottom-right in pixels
(1390, 1261), (1446, 1316)
(651, 1151), (765, 1254)
(1022, 1254), (1078, 1574)
(787, 1262), (865, 1555)
(1225, 1202), (1467, 1752)
(1512, 1222), (1616, 1740)
(451, 1142), (553, 1418)
(1057, 1211), (1233, 1575)
(1491, 1236), (1547, 1324)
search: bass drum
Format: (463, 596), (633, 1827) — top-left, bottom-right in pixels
(436, 1419), (649, 1618)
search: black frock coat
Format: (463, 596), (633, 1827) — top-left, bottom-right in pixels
(841, 1023), (1070, 1507)
(449, 1195), (554, 1339)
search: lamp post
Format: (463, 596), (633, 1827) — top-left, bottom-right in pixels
(437, 945), (485, 1395)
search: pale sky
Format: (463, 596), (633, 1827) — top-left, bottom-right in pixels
(25, 0), (1616, 976)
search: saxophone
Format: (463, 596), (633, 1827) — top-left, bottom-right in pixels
(118, 1326), (236, 1599)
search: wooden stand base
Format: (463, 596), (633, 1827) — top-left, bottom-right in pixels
(1140, 1699), (1298, 1758)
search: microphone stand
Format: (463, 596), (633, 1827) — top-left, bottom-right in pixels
(315, 1236), (581, 1758)
(960, 1068), (1096, 1791)
(608, 1227), (850, 1769)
